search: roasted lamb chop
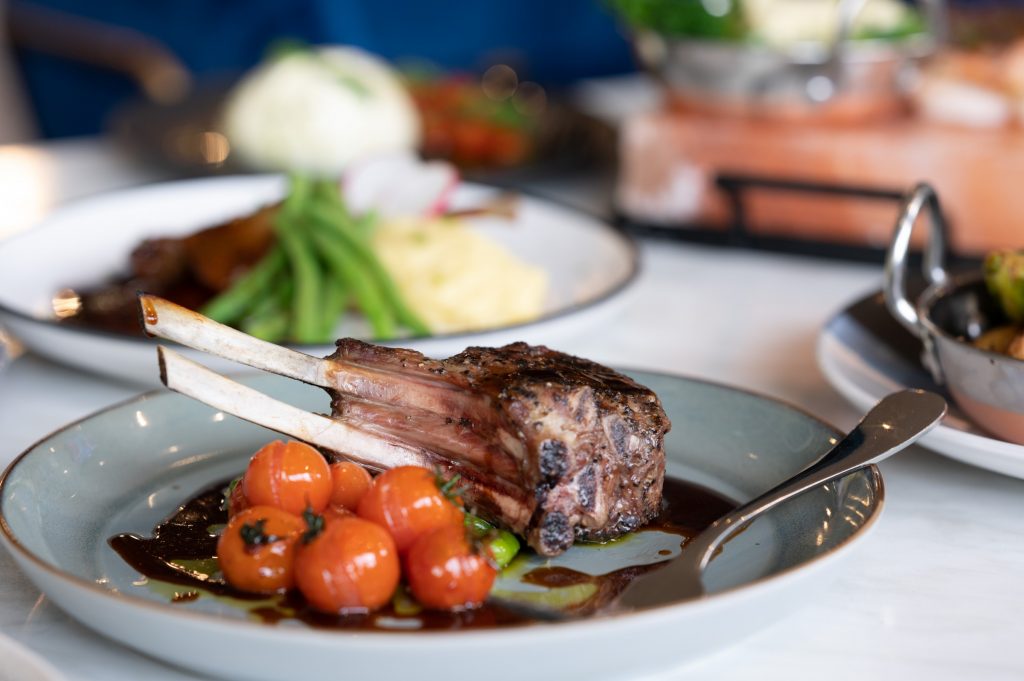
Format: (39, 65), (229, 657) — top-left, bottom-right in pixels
(141, 294), (669, 556)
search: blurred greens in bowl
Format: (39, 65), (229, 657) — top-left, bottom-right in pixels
(611, 0), (944, 121)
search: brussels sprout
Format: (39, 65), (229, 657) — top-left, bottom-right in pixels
(984, 250), (1024, 323)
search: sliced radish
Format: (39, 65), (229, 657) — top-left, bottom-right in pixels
(342, 152), (459, 219)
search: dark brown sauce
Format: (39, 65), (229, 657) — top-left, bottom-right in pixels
(109, 481), (259, 599)
(521, 566), (594, 588)
(109, 476), (734, 631)
(250, 589), (533, 630)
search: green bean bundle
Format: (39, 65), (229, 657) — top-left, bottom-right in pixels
(200, 174), (428, 343)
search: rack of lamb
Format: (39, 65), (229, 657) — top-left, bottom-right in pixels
(140, 294), (669, 556)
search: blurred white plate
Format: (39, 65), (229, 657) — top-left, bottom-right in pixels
(0, 176), (637, 385)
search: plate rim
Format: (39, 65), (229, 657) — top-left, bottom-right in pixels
(0, 367), (884, 641)
(0, 174), (640, 348)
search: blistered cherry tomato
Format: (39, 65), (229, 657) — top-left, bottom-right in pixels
(329, 461), (373, 511)
(294, 516), (400, 613)
(242, 440), (331, 515)
(356, 466), (464, 552)
(226, 477), (249, 517)
(217, 505), (305, 594)
(322, 504), (354, 524)
(405, 525), (496, 610)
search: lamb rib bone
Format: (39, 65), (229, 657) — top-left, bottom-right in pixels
(142, 294), (333, 388)
(140, 294), (496, 420)
(156, 345), (426, 468)
(156, 346), (534, 532)
(140, 294), (525, 483)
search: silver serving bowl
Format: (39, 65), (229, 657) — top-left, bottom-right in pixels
(632, 0), (943, 121)
(884, 183), (1024, 444)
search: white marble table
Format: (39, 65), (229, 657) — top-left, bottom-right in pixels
(1, 139), (1022, 681)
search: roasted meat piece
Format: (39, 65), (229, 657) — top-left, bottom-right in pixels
(324, 339), (669, 555)
(61, 207), (276, 336)
(142, 294), (670, 555)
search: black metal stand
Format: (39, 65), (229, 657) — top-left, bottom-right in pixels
(618, 173), (980, 267)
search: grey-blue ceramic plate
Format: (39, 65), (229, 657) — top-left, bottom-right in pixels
(1, 371), (882, 681)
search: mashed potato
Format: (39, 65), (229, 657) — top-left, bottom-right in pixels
(372, 217), (548, 334)
(223, 47), (420, 174)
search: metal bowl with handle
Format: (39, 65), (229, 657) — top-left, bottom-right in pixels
(884, 183), (1024, 443)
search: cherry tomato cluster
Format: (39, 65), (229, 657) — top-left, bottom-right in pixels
(217, 440), (498, 614)
(407, 75), (534, 169)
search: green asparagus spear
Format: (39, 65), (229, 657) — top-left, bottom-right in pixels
(241, 275), (292, 341)
(275, 219), (323, 343)
(308, 224), (396, 338)
(308, 179), (428, 334)
(275, 176), (324, 343)
(200, 247), (286, 324)
(319, 276), (348, 340)
(465, 514), (521, 569)
(308, 201), (429, 335)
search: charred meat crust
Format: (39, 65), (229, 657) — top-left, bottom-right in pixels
(325, 340), (670, 556)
